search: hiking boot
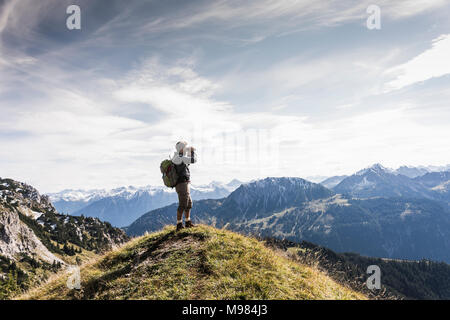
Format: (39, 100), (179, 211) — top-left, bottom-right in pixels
(176, 222), (184, 232)
(185, 220), (195, 228)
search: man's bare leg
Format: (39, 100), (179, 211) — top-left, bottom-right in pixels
(185, 194), (194, 227)
(176, 209), (184, 231)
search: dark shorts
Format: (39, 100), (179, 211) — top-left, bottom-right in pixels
(176, 181), (192, 211)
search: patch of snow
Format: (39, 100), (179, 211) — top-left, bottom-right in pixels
(353, 177), (375, 191)
(355, 163), (394, 176)
(432, 180), (450, 192)
(19, 206), (43, 220)
(305, 195), (350, 213)
(400, 203), (420, 219)
(235, 207), (295, 231)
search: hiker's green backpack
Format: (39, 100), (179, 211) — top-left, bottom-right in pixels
(160, 159), (178, 188)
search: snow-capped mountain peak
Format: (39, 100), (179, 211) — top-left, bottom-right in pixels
(47, 188), (108, 202)
(48, 180), (244, 203)
(334, 163), (450, 200)
(356, 163), (393, 176)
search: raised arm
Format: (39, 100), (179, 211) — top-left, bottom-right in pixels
(182, 148), (197, 164)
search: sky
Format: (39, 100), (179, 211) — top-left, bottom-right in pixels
(0, 0), (449, 193)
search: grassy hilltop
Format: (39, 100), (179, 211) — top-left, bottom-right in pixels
(20, 225), (366, 300)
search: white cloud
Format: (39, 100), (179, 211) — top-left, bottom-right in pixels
(114, 62), (230, 119)
(1, 0), (449, 192)
(108, 59), (450, 188)
(86, 0), (449, 46)
(385, 0), (448, 18)
(385, 34), (450, 90)
(139, 0), (447, 32)
(215, 46), (399, 115)
(3, 50), (449, 192)
(274, 106), (450, 178)
(0, 0), (18, 34)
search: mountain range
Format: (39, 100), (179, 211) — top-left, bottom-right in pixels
(3, 162), (450, 300)
(320, 164), (450, 187)
(333, 164), (450, 205)
(0, 177), (128, 298)
(126, 165), (450, 263)
(48, 180), (242, 227)
(47, 164), (449, 229)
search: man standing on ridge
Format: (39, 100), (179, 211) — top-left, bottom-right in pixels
(171, 141), (197, 231)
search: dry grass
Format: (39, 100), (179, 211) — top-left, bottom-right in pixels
(17, 225), (366, 300)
